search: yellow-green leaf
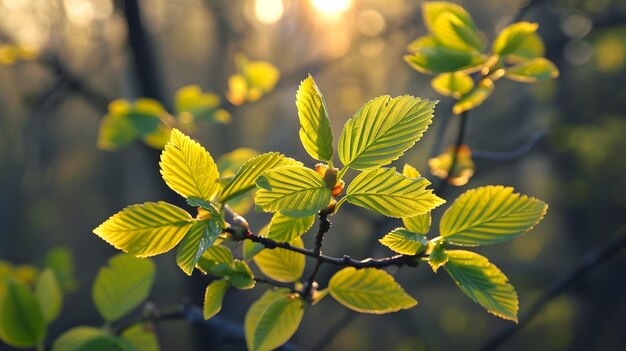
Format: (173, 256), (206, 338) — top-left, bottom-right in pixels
(176, 219), (222, 276)
(203, 280), (230, 320)
(338, 96), (436, 170)
(445, 250), (518, 322)
(379, 228), (428, 255)
(160, 129), (220, 201)
(346, 167), (445, 218)
(92, 254), (156, 322)
(431, 72), (475, 99)
(0, 280), (45, 347)
(244, 288), (303, 351)
(402, 164), (421, 178)
(243, 224), (269, 261)
(296, 75), (334, 161)
(35, 269), (62, 324)
(404, 45), (485, 74)
(431, 11), (482, 52)
(97, 113), (136, 151)
(329, 267), (417, 314)
(255, 166), (331, 217)
(220, 153), (302, 203)
(267, 213), (315, 242)
(492, 22), (544, 60)
(93, 201), (193, 258)
(505, 57), (559, 83)
(452, 79), (494, 115)
(403, 213), (431, 235)
(440, 185), (548, 246)
(121, 323), (160, 351)
(253, 238), (305, 283)
(196, 246), (234, 274)
(428, 243), (448, 272)
(229, 261), (256, 290)
(422, 2), (476, 33)
(174, 85), (226, 124)
(51, 327), (130, 351)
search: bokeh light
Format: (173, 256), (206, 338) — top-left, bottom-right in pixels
(254, 0), (284, 24)
(310, 0), (352, 15)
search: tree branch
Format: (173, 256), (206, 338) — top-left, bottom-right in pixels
(302, 208), (332, 298)
(435, 110), (468, 195)
(472, 132), (545, 162)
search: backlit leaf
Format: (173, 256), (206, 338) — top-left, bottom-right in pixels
(346, 167), (445, 218)
(505, 57), (559, 83)
(243, 224), (269, 261)
(44, 247), (78, 292)
(203, 280), (230, 320)
(296, 75), (334, 161)
(422, 2), (476, 33)
(403, 213), (431, 235)
(428, 144), (475, 186)
(229, 261), (255, 289)
(404, 35), (485, 74)
(174, 85), (228, 124)
(51, 327), (132, 351)
(121, 323), (160, 351)
(492, 22), (544, 61)
(445, 250), (518, 322)
(431, 72), (474, 99)
(92, 254), (156, 322)
(338, 96), (436, 170)
(329, 267), (417, 314)
(440, 186), (548, 246)
(431, 11), (482, 52)
(253, 238), (305, 283)
(255, 166), (331, 217)
(35, 269), (62, 324)
(160, 129), (220, 201)
(379, 228), (428, 255)
(196, 246), (234, 274)
(93, 201), (193, 258)
(176, 219), (222, 276)
(428, 243), (448, 272)
(0, 280), (45, 347)
(245, 288), (303, 351)
(266, 212), (315, 242)
(452, 79), (494, 115)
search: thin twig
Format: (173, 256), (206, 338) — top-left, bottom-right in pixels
(472, 132), (545, 162)
(302, 208), (332, 298)
(435, 110), (468, 195)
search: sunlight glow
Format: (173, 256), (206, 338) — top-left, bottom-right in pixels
(310, 0), (352, 15)
(255, 0), (284, 24)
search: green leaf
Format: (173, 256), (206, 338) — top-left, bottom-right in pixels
(428, 243), (448, 272)
(492, 22), (544, 60)
(185, 197), (220, 216)
(379, 228), (428, 255)
(338, 96), (436, 170)
(196, 246), (234, 274)
(176, 219), (222, 276)
(422, 2), (476, 34)
(229, 260), (256, 290)
(296, 75), (334, 161)
(402, 213), (431, 235)
(217, 148), (260, 177)
(431, 72), (474, 99)
(255, 166), (331, 217)
(329, 267), (417, 314)
(92, 254), (156, 322)
(404, 36), (485, 74)
(0, 280), (45, 347)
(440, 185), (548, 246)
(97, 113), (136, 151)
(44, 247), (78, 292)
(174, 85), (228, 124)
(452, 79), (494, 115)
(160, 129), (220, 201)
(266, 212), (315, 242)
(52, 327), (133, 351)
(125, 99), (166, 136)
(93, 201), (193, 258)
(203, 280), (230, 320)
(35, 269), (62, 324)
(402, 163), (421, 178)
(445, 250), (518, 322)
(121, 324), (160, 351)
(220, 153), (302, 203)
(253, 238), (305, 283)
(243, 225), (269, 261)
(245, 288), (304, 351)
(431, 11), (482, 52)
(346, 167), (445, 218)
(505, 57), (559, 83)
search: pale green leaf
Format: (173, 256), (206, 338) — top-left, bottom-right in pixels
(267, 212), (315, 242)
(505, 57), (559, 83)
(404, 46), (485, 74)
(255, 166), (331, 217)
(245, 288), (304, 351)
(422, 2), (476, 33)
(44, 247), (78, 292)
(121, 323), (160, 351)
(379, 228), (428, 255)
(346, 167), (445, 218)
(452, 79), (494, 115)
(440, 185), (548, 246)
(203, 280), (230, 320)
(329, 267), (417, 314)
(338, 96), (436, 170)
(97, 114), (136, 151)
(229, 260), (256, 290)
(253, 237), (305, 283)
(93, 201), (193, 258)
(196, 245), (234, 274)
(52, 327), (132, 351)
(176, 219), (222, 276)
(403, 213), (432, 235)
(296, 75), (334, 161)
(492, 22), (544, 60)
(220, 153), (302, 203)
(428, 244), (448, 272)
(35, 269), (62, 324)
(431, 72), (475, 99)
(243, 224), (269, 261)
(217, 148), (260, 177)
(174, 85), (227, 123)
(0, 280), (45, 347)
(160, 128), (220, 201)
(431, 11), (482, 52)
(402, 164), (421, 178)
(445, 250), (518, 322)
(92, 254), (156, 322)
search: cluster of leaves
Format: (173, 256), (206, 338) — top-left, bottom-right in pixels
(98, 54), (279, 151)
(91, 73), (547, 350)
(0, 43), (37, 66)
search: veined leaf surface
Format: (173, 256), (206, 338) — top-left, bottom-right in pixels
(253, 238), (305, 283)
(379, 228), (428, 255)
(0, 280), (45, 347)
(203, 280), (230, 320)
(266, 212), (315, 242)
(296, 75), (333, 161)
(176, 219), (222, 276)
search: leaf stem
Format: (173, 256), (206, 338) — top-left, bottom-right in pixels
(336, 166), (349, 181)
(302, 209), (333, 298)
(435, 110), (468, 195)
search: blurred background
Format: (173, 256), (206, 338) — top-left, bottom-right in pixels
(1, 0), (626, 350)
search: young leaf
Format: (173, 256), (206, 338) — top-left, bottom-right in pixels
(346, 167), (445, 218)
(422, 1), (476, 33)
(403, 213), (432, 235)
(174, 85), (228, 124)
(428, 244), (448, 272)
(452, 79), (494, 115)
(93, 201), (193, 257)
(266, 212), (315, 242)
(431, 72), (475, 99)
(445, 250), (518, 322)
(492, 22), (544, 60)
(0, 280), (45, 348)
(440, 185), (548, 246)
(160, 128), (220, 201)
(244, 288), (304, 351)
(296, 75), (334, 161)
(431, 11), (482, 52)
(51, 327), (131, 351)
(176, 219), (222, 276)
(404, 43), (485, 74)
(338, 96), (436, 170)
(35, 269), (63, 324)
(196, 246), (234, 274)
(92, 254), (156, 322)
(329, 267), (417, 314)
(44, 247), (78, 292)
(253, 238), (306, 283)
(229, 260), (256, 290)
(220, 153), (302, 203)
(255, 166), (331, 217)
(203, 280), (230, 320)
(97, 113), (136, 151)
(379, 228), (429, 255)
(121, 323), (160, 351)
(505, 57), (559, 83)
(402, 163), (421, 178)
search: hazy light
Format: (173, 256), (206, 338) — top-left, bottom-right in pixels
(323, 30), (350, 57)
(311, 0), (351, 15)
(357, 10), (385, 36)
(255, 0), (284, 24)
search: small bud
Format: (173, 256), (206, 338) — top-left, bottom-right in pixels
(331, 180), (345, 197)
(196, 208), (212, 221)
